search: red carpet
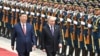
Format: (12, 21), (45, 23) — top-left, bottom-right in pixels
(0, 48), (17, 56)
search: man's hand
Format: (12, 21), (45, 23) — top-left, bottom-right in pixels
(11, 46), (14, 50)
(32, 45), (36, 51)
(42, 49), (46, 52)
(59, 43), (62, 48)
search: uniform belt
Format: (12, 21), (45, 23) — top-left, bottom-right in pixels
(84, 27), (88, 29)
(77, 26), (80, 28)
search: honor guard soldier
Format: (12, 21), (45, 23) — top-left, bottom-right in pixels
(15, 0), (20, 23)
(5, 1), (15, 39)
(0, 1), (3, 36)
(79, 3), (89, 56)
(93, 6), (100, 56)
(3, 0), (11, 38)
(1, 0), (7, 37)
(36, 1), (44, 47)
(24, 1), (30, 23)
(47, 1), (53, 16)
(72, 2), (82, 56)
(52, 2), (59, 25)
(85, 4), (95, 56)
(64, 2), (74, 56)
(60, 4), (70, 56)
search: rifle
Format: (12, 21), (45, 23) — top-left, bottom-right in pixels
(86, 17), (92, 45)
(39, 5), (45, 32)
(0, 2), (3, 26)
(29, 14), (33, 25)
(2, 3), (6, 23)
(30, 6), (37, 36)
(2, 2), (6, 27)
(73, 15), (77, 40)
(15, 5), (19, 25)
(47, 6), (51, 16)
(79, 16), (84, 41)
(65, 14), (70, 38)
(11, 8), (14, 27)
(52, 3), (58, 17)
(5, 3), (10, 23)
(79, 15), (84, 48)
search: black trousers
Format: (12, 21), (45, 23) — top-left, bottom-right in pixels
(18, 50), (30, 56)
(46, 51), (56, 56)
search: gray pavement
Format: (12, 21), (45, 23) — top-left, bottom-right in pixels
(0, 37), (98, 56)
(0, 37), (46, 56)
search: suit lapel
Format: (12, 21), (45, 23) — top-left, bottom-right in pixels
(54, 25), (56, 36)
(46, 24), (52, 36)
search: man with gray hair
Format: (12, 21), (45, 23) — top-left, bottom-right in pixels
(42, 16), (62, 56)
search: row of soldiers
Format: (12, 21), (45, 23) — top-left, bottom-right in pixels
(0, 0), (100, 56)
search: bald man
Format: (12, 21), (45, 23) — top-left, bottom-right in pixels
(42, 16), (62, 56)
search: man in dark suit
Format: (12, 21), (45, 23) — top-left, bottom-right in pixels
(42, 16), (62, 56)
(11, 13), (36, 56)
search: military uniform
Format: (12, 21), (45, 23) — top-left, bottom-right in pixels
(0, 1), (3, 36)
(93, 7), (100, 56)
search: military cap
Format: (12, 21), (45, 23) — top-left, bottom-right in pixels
(89, 0), (93, 2)
(80, 3), (85, 7)
(95, 5), (100, 10)
(94, 0), (98, 3)
(66, 2), (71, 6)
(88, 3), (93, 9)
(49, 0), (53, 3)
(60, 0), (63, 4)
(43, 0), (47, 2)
(54, 1), (58, 4)
(73, 2), (78, 6)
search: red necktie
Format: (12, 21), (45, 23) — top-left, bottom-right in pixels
(23, 24), (26, 35)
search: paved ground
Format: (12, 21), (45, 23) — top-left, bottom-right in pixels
(0, 37), (98, 56)
(0, 37), (46, 56)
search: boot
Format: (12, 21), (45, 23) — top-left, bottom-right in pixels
(82, 49), (88, 56)
(75, 48), (80, 56)
(68, 47), (74, 56)
(90, 51), (95, 56)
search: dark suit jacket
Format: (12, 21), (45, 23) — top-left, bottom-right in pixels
(42, 24), (62, 52)
(11, 23), (36, 52)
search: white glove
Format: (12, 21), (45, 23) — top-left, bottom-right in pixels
(81, 21), (85, 25)
(88, 24), (92, 28)
(47, 15), (50, 18)
(26, 11), (29, 14)
(41, 14), (45, 17)
(53, 9), (55, 12)
(37, 6), (39, 9)
(42, 7), (44, 10)
(16, 9), (19, 12)
(0, 6), (2, 8)
(12, 8), (15, 12)
(6, 7), (10, 10)
(48, 8), (51, 11)
(37, 13), (40, 16)
(60, 18), (63, 22)
(31, 12), (35, 15)
(67, 18), (72, 22)
(21, 10), (24, 13)
(73, 20), (78, 25)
